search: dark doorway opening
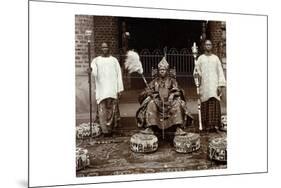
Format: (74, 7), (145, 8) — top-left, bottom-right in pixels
(120, 17), (203, 52)
(119, 17), (203, 96)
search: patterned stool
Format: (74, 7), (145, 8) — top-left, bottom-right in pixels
(76, 147), (90, 170)
(208, 136), (227, 162)
(76, 122), (101, 139)
(173, 133), (200, 153)
(130, 132), (158, 153)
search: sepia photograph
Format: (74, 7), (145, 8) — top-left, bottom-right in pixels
(27, 0), (269, 187)
(1, 0), (276, 187)
(75, 15), (227, 177)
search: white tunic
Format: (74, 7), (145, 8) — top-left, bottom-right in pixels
(194, 54), (226, 102)
(91, 56), (124, 104)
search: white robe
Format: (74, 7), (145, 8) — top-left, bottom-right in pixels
(194, 54), (226, 102)
(91, 56), (124, 104)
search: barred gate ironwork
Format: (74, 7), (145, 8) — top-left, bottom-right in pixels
(115, 48), (195, 77)
(139, 48), (195, 77)
(113, 48), (196, 90)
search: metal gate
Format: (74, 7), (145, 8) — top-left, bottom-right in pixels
(115, 48), (196, 90)
(138, 48), (195, 77)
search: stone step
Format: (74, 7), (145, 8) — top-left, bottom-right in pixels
(119, 86), (198, 103)
(119, 101), (226, 118)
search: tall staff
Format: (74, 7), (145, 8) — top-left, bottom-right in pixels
(192, 42), (203, 131)
(161, 47), (167, 140)
(85, 30), (93, 136)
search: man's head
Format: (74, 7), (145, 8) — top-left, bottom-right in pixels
(204, 39), (213, 53)
(159, 68), (168, 78)
(101, 42), (109, 56)
(158, 57), (169, 78)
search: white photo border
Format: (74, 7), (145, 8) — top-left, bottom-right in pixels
(28, 0), (268, 187)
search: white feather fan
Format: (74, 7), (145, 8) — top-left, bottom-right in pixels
(124, 50), (143, 74)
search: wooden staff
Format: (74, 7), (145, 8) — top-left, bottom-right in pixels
(192, 42), (203, 131)
(85, 30), (93, 136)
(194, 69), (203, 131)
(162, 99), (165, 140)
(161, 47), (168, 139)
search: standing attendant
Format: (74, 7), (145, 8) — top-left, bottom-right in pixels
(91, 42), (124, 136)
(193, 40), (226, 132)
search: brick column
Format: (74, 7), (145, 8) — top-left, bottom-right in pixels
(209, 21), (226, 75)
(209, 21), (227, 108)
(93, 16), (119, 57)
(75, 15), (95, 66)
(208, 21), (223, 55)
(75, 15), (96, 119)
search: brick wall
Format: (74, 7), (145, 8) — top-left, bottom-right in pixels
(75, 15), (120, 117)
(75, 15), (95, 66)
(75, 15), (120, 66)
(208, 21), (225, 56)
(75, 15), (96, 118)
(93, 16), (119, 57)
(208, 21), (227, 106)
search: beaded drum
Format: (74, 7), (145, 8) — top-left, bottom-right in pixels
(173, 133), (200, 153)
(76, 147), (90, 170)
(76, 122), (101, 139)
(130, 133), (158, 153)
(208, 136), (227, 162)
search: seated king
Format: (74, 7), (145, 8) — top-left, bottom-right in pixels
(136, 56), (193, 137)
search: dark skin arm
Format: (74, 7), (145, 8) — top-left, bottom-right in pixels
(217, 86), (225, 97)
(118, 92), (122, 99)
(86, 67), (92, 74)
